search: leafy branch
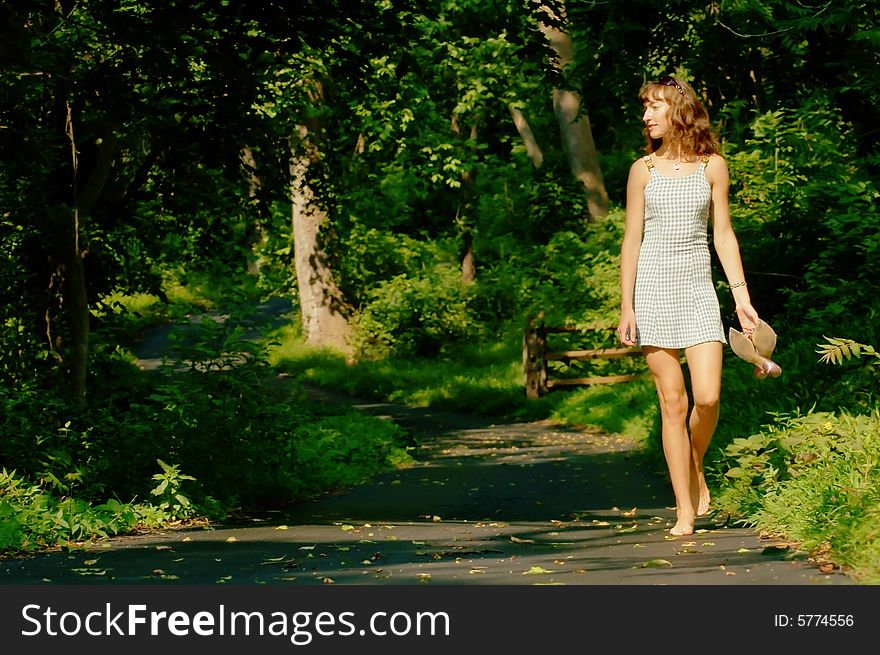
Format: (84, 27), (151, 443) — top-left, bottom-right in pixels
(815, 337), (879, 365)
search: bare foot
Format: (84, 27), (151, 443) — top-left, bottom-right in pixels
(670, 507), (695, 536)
(696, 483), (711, 517)
(691, 461), (711, 517)
(669, 521), (694, 536)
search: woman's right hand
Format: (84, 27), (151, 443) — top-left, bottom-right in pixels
(618, 309), (637, 346)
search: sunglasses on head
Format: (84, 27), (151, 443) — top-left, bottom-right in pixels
(658, 75), (685, 95)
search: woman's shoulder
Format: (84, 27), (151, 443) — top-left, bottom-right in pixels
(704, 152), (729, 186)
(703, 152), (728, 167)
(627, 156), (652, 186)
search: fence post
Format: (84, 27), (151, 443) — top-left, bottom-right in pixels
(523, 311), (548, 399)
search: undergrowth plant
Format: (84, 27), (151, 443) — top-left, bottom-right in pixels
(713, 337), (880, 582)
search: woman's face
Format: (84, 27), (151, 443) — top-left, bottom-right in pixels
(642, 93), (671, 140)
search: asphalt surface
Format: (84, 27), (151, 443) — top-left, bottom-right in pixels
(0, 391), (854, 586)
(0, 300), (855, 586)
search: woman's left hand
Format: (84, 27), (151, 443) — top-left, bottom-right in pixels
(735, 302), (759, 336)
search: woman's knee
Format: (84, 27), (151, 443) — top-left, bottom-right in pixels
(657, 388), (689, 420)
(692, 389), (720, 412)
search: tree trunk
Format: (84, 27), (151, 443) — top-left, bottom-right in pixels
(241, 145), (267, 276)
(538, 3), (609, 219)
(289, 126), (352, 353)
(453, 115), (478, 284)
(509, 104), (544, 169)
(62, 102), (117, 407)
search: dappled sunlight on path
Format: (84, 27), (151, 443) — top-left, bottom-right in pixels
(0, 387), (853, 585)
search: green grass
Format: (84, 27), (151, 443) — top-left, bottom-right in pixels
(93, 267), (267, 346)
(267, 322), (658, 445)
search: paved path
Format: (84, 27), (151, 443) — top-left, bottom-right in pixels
(0, 391), (853, 586)
(0, 300), (855, 585)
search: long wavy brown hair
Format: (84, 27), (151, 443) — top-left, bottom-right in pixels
(639, 76), (719, 157)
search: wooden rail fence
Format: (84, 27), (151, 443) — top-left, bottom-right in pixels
(523, 312), (643, 399)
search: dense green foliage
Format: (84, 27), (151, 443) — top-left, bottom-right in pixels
(1, 1), (879, 579)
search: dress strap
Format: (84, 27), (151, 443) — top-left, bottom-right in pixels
(643, 155), (655, 171)
(700, 154), (710, 167)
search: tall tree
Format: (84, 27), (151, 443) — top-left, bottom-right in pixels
(289, 116), (352, 352)
(535, 0), (609, 219)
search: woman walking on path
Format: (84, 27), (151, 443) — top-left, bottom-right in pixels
(617, 75), (759, 536)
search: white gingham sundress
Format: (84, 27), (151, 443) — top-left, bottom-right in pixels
(633, 154), (726, 349)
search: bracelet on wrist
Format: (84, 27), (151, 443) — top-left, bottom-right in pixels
(729, 281), (747, 289)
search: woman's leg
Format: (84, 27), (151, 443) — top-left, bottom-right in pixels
(684, 341), (723, 516)
(643, 347), (693, 535)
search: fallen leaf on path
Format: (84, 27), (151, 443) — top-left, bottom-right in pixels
(522, 566), (553, 575)
(701, 542), (716, 546)
(155, 546), (173, 551)
(275, 525), (288, 530)
(418, 574), (431, 583)
(340, 525), (355, 531)
(300, 545), (316, 550)
(83, 559), (99, 566)
(622, 507), (638, 517)
(260, 555), (289, 564)
(736, 548), (751, 553)
(640, 559), (673, 568)
(616, 524), (638, 534)
(322, 577), (335, 584)
(72, 568), (108, 576)
(510, 536), (534, 544)
(226, 537), (237, 543)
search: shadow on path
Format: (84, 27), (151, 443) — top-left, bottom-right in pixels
(0, 386), (853, 586)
